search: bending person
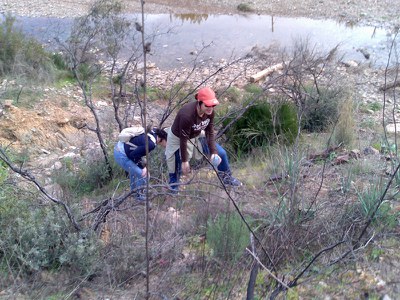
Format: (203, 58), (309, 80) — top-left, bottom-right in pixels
(114, 127), (167, 202)
(165, 87), (242, 191)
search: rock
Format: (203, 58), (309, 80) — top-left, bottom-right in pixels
(376, 277), (386, 291)
(333, 154), (350, 165)
(318, 281), (328, 287)
(61, 152), (79, 159)
(349, 149), (361, 159)
(357, 48), (370, 59)
(365, 109), (375, 114)
(363, 146), (380, 155)
(52, 161), (63, 170)
(81, 147), (103, 162)
(40, 148), (51, 154)
(385, 123), (400, 133)
(4, 100), (13, 108)
(96, 101), (108, 107)
(343, 60), (358, 68)
(44, 183), (63, 199)
(56, 118), (69, 126)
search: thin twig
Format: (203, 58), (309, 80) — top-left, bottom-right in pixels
(245, 248), (289, 289)
(187, 138), (277, 272)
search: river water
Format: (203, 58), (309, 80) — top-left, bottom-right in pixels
(11, 13), (392, 70)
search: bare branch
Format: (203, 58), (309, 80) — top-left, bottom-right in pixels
(187, 137), (277, 272)
(246, 248), (289, 289)
(0, 147), (81, 231)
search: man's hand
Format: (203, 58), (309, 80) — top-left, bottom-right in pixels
(182, 161), (191, 174)
(141, 167), (148, 177)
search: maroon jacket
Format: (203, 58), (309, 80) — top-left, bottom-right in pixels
(171, 101), (217, 162)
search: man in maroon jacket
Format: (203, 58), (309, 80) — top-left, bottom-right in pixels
(165, 87), (242, 191)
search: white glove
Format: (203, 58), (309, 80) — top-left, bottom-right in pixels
(210, 154), (222, 167)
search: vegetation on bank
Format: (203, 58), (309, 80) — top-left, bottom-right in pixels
(0, 15), (73, 83)
(1, 1), (400, 299)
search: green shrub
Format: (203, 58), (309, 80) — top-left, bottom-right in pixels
(302, 86), (342, 132)
(59, 230), (100, 274)
(368, 101), (382, 112)
(76, 63), (100, 82)
(0, 15), (22, 75)
(0, 161), (7, 185)
(1, 87), (44, 108)
(243, 83), (263, 95)
(222, 86), (242, 103)
(0, 152), (100, 278)
(275, 102), (298, 144)
(237, 3), (255, 12)
(0, 14), (55, 82)
(224, 100), (298, 153)
(52, 52), (75, 83)
(53, 159), (111, 197)
(206, 213), (249, 263)
(360, 118), (376, 129)
(100, 236), (147, 285)
(334, 95), (354, 147)
(139, 86), (163, 102)
(356, 184), (397, 228)
(147, 146), (168, 182)
(226, 101), (273, 153)
(51, 52), (68, 70)
(0, 182), (100, 276)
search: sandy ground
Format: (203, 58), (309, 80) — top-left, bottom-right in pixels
(0, 0), (399, 29)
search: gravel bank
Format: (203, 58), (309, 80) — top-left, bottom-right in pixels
(0, 0), (399, 29)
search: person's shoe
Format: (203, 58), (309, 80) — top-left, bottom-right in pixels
(222, 175), (243, 187)
(136, 193), (146, 202)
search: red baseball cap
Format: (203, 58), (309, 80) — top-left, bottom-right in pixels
(195, 87), (219, 106)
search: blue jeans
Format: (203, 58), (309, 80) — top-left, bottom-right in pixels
(168, 137), (231, 190)
(199, 137), (230, 173)
(114, 144), (146, 193)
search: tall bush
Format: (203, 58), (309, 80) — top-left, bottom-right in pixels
(207, 213), (249, 263)
(356, 184), (397, 228)
(301, 85), (342, 132)
(225, 100), (298, 154)
(0, 15), (55, 82)
(53, 158), (111, 197)
(334, 95), (354, 147)
(275, 101), (298, 143)
(0, 174), (100, 276)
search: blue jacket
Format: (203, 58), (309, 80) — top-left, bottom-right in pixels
(123, 132), (157, 165)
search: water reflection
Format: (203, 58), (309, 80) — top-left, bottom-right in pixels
(146, 14), (389, 69)
(9, 13), (391, 70)
(173, 14), (210, 24)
